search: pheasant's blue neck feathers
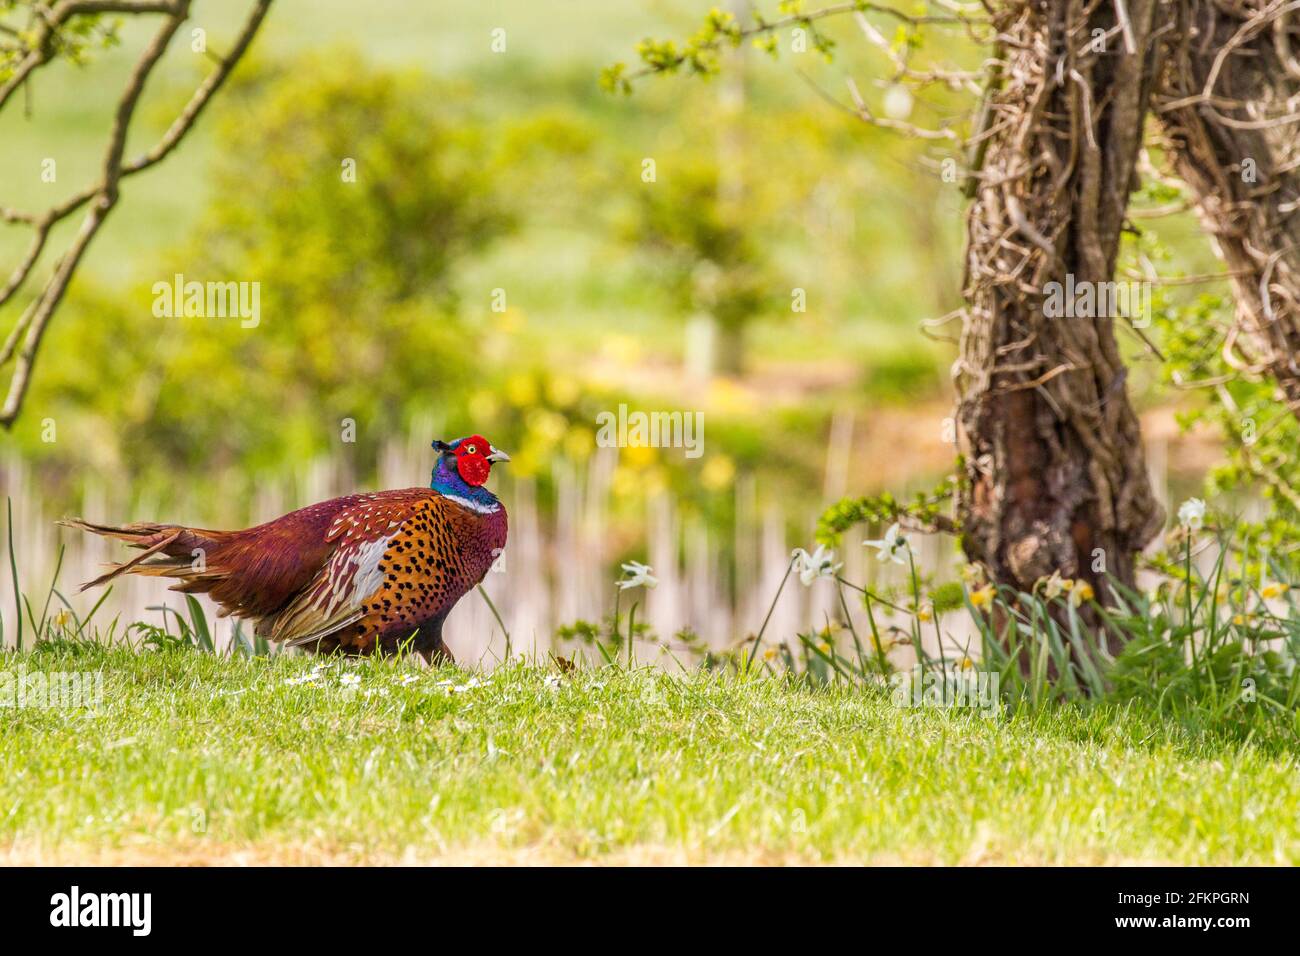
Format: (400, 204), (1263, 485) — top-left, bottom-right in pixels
(430, 457), (500, 513)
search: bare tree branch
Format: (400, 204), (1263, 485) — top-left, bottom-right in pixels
(0, 0), (274, 427)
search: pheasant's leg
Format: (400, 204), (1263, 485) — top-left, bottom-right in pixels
(414, 614), (454, 666)
(419, 643), (455, 667)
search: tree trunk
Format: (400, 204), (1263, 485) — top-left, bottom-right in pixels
(956, 0), (1166, 630)
(715, 319), (746, 376)
(1157, 1), (1300, 414)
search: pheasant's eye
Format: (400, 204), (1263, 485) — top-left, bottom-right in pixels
(466, 444), (477, 455)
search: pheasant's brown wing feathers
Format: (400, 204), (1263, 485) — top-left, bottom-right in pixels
(273, 493), (503, 654)
(268, 496), (427, 648)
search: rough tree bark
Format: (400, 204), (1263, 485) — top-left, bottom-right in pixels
(956, 0), (1167, 624)
(1157, 1), (1300, 414)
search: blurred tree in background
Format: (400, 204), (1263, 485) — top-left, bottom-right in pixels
(26, 53), (534, 492)
(204, 53), (515, 308)
(622, 146), (774, 377)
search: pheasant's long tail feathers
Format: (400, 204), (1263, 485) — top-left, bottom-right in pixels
(58, 518), (232, 593)
(57, 518), (170, 544)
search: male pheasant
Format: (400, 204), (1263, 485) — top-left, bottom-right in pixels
(61, 436), (509, 663)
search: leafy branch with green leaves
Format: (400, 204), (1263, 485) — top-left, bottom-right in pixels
(600, 1), (981, 94)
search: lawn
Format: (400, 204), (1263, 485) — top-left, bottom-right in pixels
(2, 644), (1297, 865)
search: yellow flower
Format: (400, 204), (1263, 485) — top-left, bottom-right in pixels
(504, 373), (538, 407)
(1262, 582), (1288, 600)
(916, 607), (933, 623)
(969, 585), (996, 609)
(497, 307), (525, 334)
(817, 641), (831, 654)
(601, 334), (643, 366)
(526, 408), (568, 445)
(623, 443), (657, 468)
(958, 656), (975, 670)
(1233, 613), (1251, 627)
(642, 465), (668, 497)
(1070, 580), (1095, 607)
(700, 454), (735, 491)
(467, 390), (500, 423)
(52, 609), (73, 630)
(763, 647), (777, 661)
(564, 426), (594, 462)
(611, 465), (637, 498)
(707, 378), (757, 416)
(546, 375), (580, 408)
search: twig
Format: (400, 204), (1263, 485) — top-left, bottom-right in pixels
(0, 0), (273, 427)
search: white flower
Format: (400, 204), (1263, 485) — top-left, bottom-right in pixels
(543, 674), (562, 691)
(618, 561), (658, 590)
(441, 675), (485, 695)
(1178, 498), (1206, 530)
(864, 522), (911, 565)
(791, 545), (842, 586)
(283, 673), (319, 687)
(399, 674), (418, 686)
(340, 673), (361, 688)
(883, 84), (913, 120)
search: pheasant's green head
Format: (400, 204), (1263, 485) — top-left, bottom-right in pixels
(431, 435), (510, 491)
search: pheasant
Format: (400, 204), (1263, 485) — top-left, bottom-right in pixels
(61, 435), (509, 663)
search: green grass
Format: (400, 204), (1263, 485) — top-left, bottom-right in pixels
(3, 642), (1298, 865)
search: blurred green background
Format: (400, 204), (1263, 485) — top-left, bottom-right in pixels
(0, 0), (1232, 548)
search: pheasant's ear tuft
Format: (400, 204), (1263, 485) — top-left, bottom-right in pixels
(432, 439), (456, 454)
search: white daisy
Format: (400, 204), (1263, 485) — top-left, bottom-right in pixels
(446, 676), (485, 695)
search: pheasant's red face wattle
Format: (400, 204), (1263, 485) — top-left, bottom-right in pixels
(455, 434), (494, 486)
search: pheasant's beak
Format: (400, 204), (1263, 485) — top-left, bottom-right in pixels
(487, 445), (511, 463)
